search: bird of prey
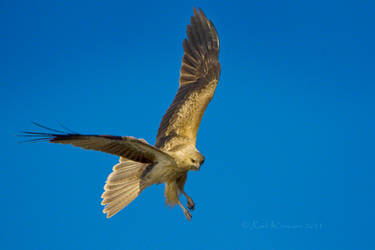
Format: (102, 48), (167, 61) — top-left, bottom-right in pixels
(23, 8), (220, 221)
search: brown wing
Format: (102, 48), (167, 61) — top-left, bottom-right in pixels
(156, 8), (220, 148)
(23, 130), (174, 164)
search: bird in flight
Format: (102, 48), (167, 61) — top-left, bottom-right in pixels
(23, 8), (220, 221)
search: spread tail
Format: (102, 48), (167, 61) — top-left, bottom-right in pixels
(101, 160), (146, 218)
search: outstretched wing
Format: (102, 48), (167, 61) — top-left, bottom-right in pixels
(156, 8), (221, 148)
(23, 129), (174, 164)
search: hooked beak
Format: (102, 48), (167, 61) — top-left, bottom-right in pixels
(193, 159), (205, 171)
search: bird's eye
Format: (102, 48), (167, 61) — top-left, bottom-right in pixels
(191, 159), (196, 163)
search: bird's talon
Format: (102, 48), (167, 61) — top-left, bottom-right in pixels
(187, 197), (195, 210)
(184, 209), (192, 221)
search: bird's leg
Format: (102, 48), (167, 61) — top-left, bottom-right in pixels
(178, 200), (192, 221)
(182, 191), (195, 210)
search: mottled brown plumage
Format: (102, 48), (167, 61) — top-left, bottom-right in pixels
(23, 8), (220, 221)
(156, 8), (220, 149)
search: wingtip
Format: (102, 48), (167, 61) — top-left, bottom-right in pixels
(17, 130), (54, 143)
(192, 7), (207, 19)
(30, 121), (65, 134)
(198, 7), (206, 18)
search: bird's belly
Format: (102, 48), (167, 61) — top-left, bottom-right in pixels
(142, 162), (185, 186)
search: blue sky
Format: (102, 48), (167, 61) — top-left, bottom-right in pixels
(2, 0), (375, 249)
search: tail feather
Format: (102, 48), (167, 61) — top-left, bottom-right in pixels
(103, 188), (139, 218)
(102, 181), (138, 197)
(102, 160), (146, 218)
(104, 182), (132, 191)
(106, 172), (139, 185)
(101, 181), (139, 200)
(101, 184), (138, 205)
(114, 161), (140, 171)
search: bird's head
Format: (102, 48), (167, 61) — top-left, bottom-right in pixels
(168, 144), (205, 170)
(188, 150), (205, 170)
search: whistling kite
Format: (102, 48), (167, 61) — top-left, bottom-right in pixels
(24, 8), (220, 221)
